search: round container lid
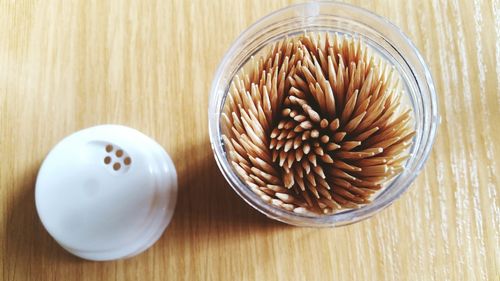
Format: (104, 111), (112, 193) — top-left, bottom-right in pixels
(35, 125), (177, 261)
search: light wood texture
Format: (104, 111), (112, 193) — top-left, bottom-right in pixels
(1, 0), (498, 280)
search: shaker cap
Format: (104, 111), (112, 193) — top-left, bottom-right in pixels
(35, 125), (177, 261)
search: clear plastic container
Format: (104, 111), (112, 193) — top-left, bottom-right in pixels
(209, 1), (439, 227)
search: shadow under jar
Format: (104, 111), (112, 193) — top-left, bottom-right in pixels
(209, 2), (439, 227)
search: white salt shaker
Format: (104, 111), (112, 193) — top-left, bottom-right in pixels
(35, 125), (177, 261)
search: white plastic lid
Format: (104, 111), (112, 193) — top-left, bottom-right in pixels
(35, 125), (177, 261)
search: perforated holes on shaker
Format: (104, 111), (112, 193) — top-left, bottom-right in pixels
(116, 150), (124, 157)
(124, 157), (131, 165)
(113, 163), (121, 171)
(104, 156), (112, 164)
(103, 144), (131, 171)
(105, 144), (113, 153)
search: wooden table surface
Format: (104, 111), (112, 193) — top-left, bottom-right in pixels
(1, 0), (499, 280)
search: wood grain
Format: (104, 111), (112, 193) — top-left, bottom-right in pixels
(1, 0), (498, 280)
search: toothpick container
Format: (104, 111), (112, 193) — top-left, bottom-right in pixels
(209, 2), (439, 227)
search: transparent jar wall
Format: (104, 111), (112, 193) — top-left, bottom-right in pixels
(209, 2), (439, 227)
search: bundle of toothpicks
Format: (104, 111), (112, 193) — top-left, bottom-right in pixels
(221, 32), (415, 215)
